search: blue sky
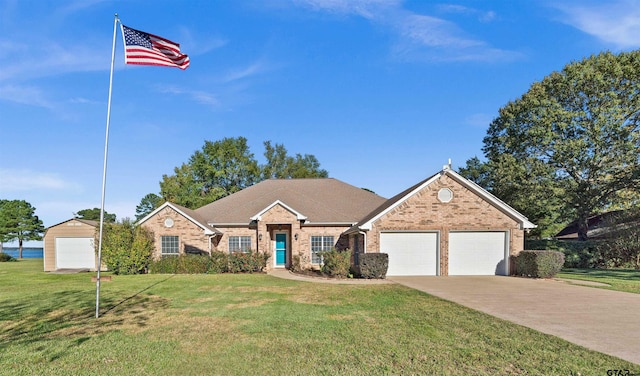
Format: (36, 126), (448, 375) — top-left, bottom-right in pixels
(1, 0), (639, 242)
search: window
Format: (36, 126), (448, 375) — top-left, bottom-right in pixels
(311, 235), (334, 264)
(229, 236), (252, 253)
(161, 236), (179, 255)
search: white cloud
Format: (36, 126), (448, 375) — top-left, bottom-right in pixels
(292, 0), (520, 62)
(436, 4), (497, 22)
(222, 60), (270, 83)
(156, 85), (220, 107)
(552, 0), (640, 48)
(0, 85), (54, 109)
(0, 169), (83, 193)
(293, 0), (400, 19)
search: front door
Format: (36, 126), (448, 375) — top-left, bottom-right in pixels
(275, 233), (287, 267)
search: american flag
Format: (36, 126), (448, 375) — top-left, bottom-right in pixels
(121, 25), (190, 70)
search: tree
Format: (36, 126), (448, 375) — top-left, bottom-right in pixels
(469, 50), (640, 240)
(261, 141), (329, 179)
(135, 193), (164, 221)
(159, 137), (329, 209)
(160, 137), (260, 209)
(97, 218), (154, 275)
(0, 200), (45, 258)
(75, 208), (116, 223)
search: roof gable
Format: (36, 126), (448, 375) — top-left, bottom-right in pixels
(195, 178), (387, 225)
(353, 168), (535, 231)
(137, 202), (220, 235)
(250, 200), (308, 221)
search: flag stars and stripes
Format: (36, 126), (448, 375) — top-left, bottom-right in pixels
(121, 24), (190, 70)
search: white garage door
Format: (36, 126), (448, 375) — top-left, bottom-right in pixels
(448, 232), (507, 275)
(380, 232), (439, 276)
(56, 237), (95, 269)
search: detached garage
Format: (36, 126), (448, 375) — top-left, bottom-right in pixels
(348, 167), (535, 276)
(43, 218), (98, 271)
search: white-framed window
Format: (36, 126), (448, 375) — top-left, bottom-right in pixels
(311, 235), (334, 264)
(229, 236), (252, 253)
(161, 235), (179, 255)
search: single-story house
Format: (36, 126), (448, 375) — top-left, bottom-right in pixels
(43, 218), (98, 271)
(139, 167), (535, 276)
(555, 210), (637, 240)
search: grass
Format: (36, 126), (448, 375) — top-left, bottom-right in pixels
(558, 268), (640, 294)
(1, 260), (638, 375)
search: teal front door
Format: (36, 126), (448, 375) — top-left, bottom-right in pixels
(275, 233), (287, 267)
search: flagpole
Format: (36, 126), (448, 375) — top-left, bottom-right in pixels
(96, 13), (119, 319)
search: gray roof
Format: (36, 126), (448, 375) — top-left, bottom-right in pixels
(195, 178), (387, 225)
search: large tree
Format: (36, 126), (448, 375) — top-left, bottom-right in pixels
(160, 137), (260, 209)
(261, 141), (328, 179)
(75, 208), (116, 223)
(135, 193), (164, 221)
(159, 137), (329, 209)
(0, 200), (45, 258)
(464, 50), (640, 240)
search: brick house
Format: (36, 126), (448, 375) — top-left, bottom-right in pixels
(138, 167), (535, 276)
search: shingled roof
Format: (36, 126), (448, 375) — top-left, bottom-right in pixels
(195, 178), (387, 225)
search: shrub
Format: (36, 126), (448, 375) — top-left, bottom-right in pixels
(515, 250), (565, 278)
(289, 254), (303, 273)
(148, 255), (179, 274)
(320, 248), (351, 278)
(526, 239), (604, 268)
(98, 219), (154, 275)
(0, 252), (16, 262)
(149, 254), (212, 274)
(355, 253), (388, 279)
(228, 251), (269, 273)
(208, 251), (228, 274)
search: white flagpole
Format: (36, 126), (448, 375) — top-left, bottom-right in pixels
(96, 13), (120, 319)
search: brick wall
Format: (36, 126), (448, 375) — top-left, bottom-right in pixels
(367, 174), (524, 275)
(141, 206), (210, 259)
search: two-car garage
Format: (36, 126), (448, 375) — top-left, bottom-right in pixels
(381, 231), (509, 276)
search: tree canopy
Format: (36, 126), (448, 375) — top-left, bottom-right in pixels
(0, 199), (45, 258)
(460, 50), (640, 239)
(135, 193), (164, 221)
(75, 208), (117, 223)
(156, 137), (329, 209)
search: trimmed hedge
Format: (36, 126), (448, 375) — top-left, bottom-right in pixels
(355, 253), (388, 279)
(148, 251), (268, 274)
(149, 254), (210, 274)
(320, 249), (351, 278)
(515, 250), (565, 278)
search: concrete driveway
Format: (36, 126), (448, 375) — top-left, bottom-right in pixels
(389, 276), (640, 365)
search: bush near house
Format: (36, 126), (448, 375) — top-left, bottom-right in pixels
(149, 251), (268, 274)
(320, 249), (351, 278)
(515, 250), (565, 278)
(228, 251), (269, 273)
(526, 239), (639, 269)
(208, 251), (229, 273)
(148, 254), (211, 274)
(98, 220), (155, 275)
(354, 253), (389, 279)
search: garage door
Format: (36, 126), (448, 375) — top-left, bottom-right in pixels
(55, 237), (95, 269)
(448, 232), (507, 275)
(380, 232), (438, 276)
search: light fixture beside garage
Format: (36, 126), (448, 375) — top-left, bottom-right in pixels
(437, 188), (454, 203)
(164, 218), (174, 228)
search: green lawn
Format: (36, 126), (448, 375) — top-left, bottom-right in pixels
(1, 260), (637, 375)
(558, 268), (640, 294)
